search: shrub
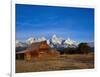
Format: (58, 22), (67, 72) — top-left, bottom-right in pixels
(78, 43), (91, 54)
(64, 47), (77, 54)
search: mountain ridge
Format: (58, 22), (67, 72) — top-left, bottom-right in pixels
(16, 34), (94, 48)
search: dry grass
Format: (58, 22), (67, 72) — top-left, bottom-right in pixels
(16, 53), (94, 73)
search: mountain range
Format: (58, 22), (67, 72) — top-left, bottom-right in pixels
(16, 34), (94, 49)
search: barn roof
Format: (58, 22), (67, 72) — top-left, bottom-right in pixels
(16, 41), (50, 54)
(16, 50), (26, 54)
(27, 42), (41, 51)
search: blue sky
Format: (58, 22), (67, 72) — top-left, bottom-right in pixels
(16, 4), (94, 42)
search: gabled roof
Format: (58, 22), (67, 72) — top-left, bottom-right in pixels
(27, 42), (41, 51)
(16, 41), (50, 54)
(16, 50), (26, 54)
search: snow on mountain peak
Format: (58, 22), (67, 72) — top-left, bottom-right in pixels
(51, 34), (62, 45)
(26, 37), (35, 44)
(16, 34), (79, 48)
(16, 40), (20, 44)
(26, 37), (47, 44)
(52, 34), (57, 38)
(16, 40), (27, 47)
(64, 37), (78, 47)
(38, 37), (46, 41)
(67, 37), (71, 41)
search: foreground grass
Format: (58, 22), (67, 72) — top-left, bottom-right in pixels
(16, 53), (94, 73)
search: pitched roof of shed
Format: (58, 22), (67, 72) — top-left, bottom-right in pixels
(27, 42), (41, 51)
(16, 41), (50, 54)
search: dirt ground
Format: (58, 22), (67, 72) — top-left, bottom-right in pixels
(16, 53), (94, 73)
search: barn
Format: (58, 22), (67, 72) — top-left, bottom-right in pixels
(16, 41), (59, 61)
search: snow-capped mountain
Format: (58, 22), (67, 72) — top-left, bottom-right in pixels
(63, 38), (78, 47)
(38, 37), (46, 42)
(26, 37), (47, 45)
(26, 37), (35, 45)
(16, 40), (27, 47)
(48, 34), (63, 48)
(51, 34), (62, 45)
(16, 34), (78, 48)
(64, 38), (74, 45)
(48, 35), (78, 48)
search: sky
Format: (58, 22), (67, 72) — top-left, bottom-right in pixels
(16, 4), (94, 42)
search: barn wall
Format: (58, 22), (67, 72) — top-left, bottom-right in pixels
(16, 53), (24, 60)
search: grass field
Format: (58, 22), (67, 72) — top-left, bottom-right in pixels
(16, 53), (94, 73)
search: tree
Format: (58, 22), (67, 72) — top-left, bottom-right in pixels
(78, 43), (91, 54)
(60, 47), (77, 54)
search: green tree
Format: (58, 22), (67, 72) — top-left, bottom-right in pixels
(78, 43), (91, 54)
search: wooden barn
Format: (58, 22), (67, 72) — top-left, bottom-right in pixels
(16, 41), (59, 61)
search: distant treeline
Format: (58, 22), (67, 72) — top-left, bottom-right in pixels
(57, 43), (94, 54)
